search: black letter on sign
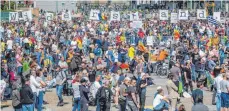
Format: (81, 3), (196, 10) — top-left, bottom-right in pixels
(10, 13), (17, 20)
(64, 13), (69, 18)
(92, 12), (98, 17)
(132, 13), (136, 19)
(113, 13), (118, 19)
(23, 12), (29, 21)
(161, 12), (167, 18)
(47, 14), (53, 21)
(199, 11), (205, 18)
(180, 11), (186, 17)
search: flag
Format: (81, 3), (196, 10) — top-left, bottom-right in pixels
(138, 41), (146, 52)
(207, 16), (221, 26)
(174, 29), (180, 40)
(76, 37), (83, 49)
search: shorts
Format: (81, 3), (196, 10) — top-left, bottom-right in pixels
(221, 92), (229, 108)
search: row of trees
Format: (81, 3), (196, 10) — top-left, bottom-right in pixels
(1, 1), (33, 11)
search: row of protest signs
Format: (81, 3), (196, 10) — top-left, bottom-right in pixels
(9, 9), (222, 24)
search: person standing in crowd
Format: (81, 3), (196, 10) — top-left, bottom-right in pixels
(91, 75), (101, 110)
(21, 75), (34, 111)
(166, 74), (179, 111)
(126, 78), (139, 111)
(139, 74), (148, 111)
(96, 80), (113, 111)
(170, 63), (181, 86)
(192, 82), (204, 105)
(35, 69), (47, 111)
(80, 78), (90, 111)
(12, 81), (22, 111)
(72, 75), (81, 111)
(55, 65), (67, 106)
(214, 70), (223, 111)
(29, 68), (41, 109)
(119, 77), (130, 111)
(220, 73), (229, 111)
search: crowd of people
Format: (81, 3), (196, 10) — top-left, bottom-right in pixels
(1, 7), (229, 111)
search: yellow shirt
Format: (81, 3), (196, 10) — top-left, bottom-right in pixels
(1, 42), (5, 52)
(128, 47), (135, 59)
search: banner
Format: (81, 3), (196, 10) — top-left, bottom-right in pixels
(62, 11), (72, 21)
(130, 12), (139, 21)
(110, 11), (120, 21)
(46, 13), (54, 21)
(9, 12), (18, 22)
(146, 36), (153, 46)
(130, 21), (142, 28)
(178, 10), (188, 20)
(170, 13), (178, 23)
(213, 12), (221, 22)
(159, 10), (169, 20)
(89, 10), (100, 20)
(197, 9), (207, 19)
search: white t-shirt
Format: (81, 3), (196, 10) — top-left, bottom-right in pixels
(91, 81), (101, 98)
(153, 94), (164, 108)
(7, 29), (12, 38)
(6, 40), (13, 50)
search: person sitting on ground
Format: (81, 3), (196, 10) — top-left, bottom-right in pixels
(153, 87), (169, 111)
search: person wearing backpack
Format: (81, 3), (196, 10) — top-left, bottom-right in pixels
(12, 81), (22, 111)
(96, 80), (113, 111)
(55, 65), (67, 106)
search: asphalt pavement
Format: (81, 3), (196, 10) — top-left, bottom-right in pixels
(1, 75), (216, 111)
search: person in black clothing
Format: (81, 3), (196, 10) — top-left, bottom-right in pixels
(20, 77), (34, 111)
(96, 80), (113, 111)
(183, 60), (193, 92)
(80, 78), (90, 111)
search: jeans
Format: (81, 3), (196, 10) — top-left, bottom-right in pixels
(22, 104), (34, 111)
(33, 92), (37, 108)
(119, 99), (126, 111)
(56, 85), (64, 102)
(37, 91), (44, 111)
(216, 93), (221, 111)
(96, 99), (100, 111)
(72, 98), (80, 111)
(153, 100), (169, 111)
(126, 100), (138, 111)
(139, 92), (146, 111)
(17, 66), (22, 76)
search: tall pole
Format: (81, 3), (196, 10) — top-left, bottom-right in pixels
(9, 0), (11, 10)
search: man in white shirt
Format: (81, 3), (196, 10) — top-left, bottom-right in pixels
(30, 68), (41, 107)
(214, 72), (223, 111)
(153, 87), (169, 111)
(91, 75), (101, 99)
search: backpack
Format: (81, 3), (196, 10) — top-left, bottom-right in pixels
(12, 89), (21, 107)
(96, 87), (106, 102)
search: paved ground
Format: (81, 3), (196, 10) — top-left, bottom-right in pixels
(1, 75), (216, 111)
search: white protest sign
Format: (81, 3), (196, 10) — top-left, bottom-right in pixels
(46, 13), (54, 21)
(22, 10), (32, 21)
(197, 9), (206, 19)
(89, 10), (100, 20)
(147, 36), (153, 46)
(130, 21), (142, 29)
(178, 10), (188, 20)
(62, 11), (72, 21)
(110, 11), (120, 21)
(213, 12), (221, 22)
(9, 12), (19, 22)
(170, 13), (178, 23)
(159, 10), (169, 20)
(130, 12), (139, 21)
